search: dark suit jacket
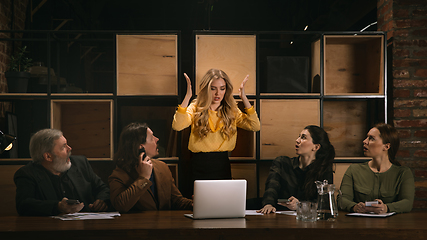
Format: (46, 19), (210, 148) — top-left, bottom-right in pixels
(14, 155), (110, 216)
(108, 159), (192, 212)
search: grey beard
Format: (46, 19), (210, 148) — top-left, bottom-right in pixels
(52, 153), (72, 173)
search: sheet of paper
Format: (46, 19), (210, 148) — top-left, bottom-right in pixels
(245, 210), (264, 215)
(346, 212), (396, 218)
(52, 212), (121, 220)
(245, 210), (296, 216)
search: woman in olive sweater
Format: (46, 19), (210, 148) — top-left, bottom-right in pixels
(337, 123), (415, 213)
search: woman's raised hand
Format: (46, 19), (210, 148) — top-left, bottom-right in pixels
(239, 75), (249, 99)
(181, 73), (192, 108)
(239, 75), (251, 109)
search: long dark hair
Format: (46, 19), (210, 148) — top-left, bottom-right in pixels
(303, 125), (335, 200)
(374, 123), (400, 166)
(114, 122), (148, 173)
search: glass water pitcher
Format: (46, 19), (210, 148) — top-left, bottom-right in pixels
(315, 180), (338, 221)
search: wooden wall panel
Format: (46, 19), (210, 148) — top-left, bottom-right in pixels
(195, 35), (256, 95)
(366, 37), (384, 94)
(166, 163), (178, 187)
(230, 100), (256, 159)
(51, 100), (113, 160)
(324, 35), (383, 95)
(323, 101), (367, 157)
(260, 99), (320, 159)
(0, 165), (24, 216)
(257, 161), (272, 198)
(116, 35), (178, 96)
(231, 163), (257, 199)
(333, 162), (352, 189)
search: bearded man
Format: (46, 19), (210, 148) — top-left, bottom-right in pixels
(14, 129), (110, 216)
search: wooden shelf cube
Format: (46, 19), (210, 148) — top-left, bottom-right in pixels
(257, 33), (321, 95)
(195, 35), (256, 95)
(323, 35), (384, 95)
(51, 100), (113, 160)
(323, 100), (368, 157)
(261, 56), (311, 94)
(260, 99), (320, 159)
(116, 35), (178, 96)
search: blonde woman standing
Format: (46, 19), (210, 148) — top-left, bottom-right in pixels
(172, 69), (260, 181)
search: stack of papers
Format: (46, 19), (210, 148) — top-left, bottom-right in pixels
(346, 212), (396, 218)
(52, 212), (121, 220)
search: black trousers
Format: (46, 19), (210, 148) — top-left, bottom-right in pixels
(191, 151), (231, 181)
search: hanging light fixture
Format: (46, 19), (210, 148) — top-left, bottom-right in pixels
(0, 131), (16, 154)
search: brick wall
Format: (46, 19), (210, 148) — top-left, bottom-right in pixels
(378, 0), (427, 211)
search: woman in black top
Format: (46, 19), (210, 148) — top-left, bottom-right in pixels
(258, 125), (335, 214)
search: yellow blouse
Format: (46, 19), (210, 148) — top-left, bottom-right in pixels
(172, 102), (260, 153)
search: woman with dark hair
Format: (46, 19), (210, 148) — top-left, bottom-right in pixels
(108, 122), (192, 212)
(258, 125), (335, 214)
(337, 123), (415, 213)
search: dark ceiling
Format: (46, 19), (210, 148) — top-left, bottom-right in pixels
(27, 0), (377, 32)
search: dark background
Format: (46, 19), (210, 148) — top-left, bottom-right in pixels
(27, 0), (377, 32)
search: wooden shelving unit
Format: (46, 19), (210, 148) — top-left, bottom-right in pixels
(51, 99), (113, 160)
(0, 30), (386, 198)
(323, 35), (384, 95)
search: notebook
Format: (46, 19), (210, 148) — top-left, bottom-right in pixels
(184, 179), (247, 220)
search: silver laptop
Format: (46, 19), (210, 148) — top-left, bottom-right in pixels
(184, 179), (247, 219)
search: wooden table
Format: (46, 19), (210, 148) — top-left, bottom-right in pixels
(1, 211), (426, 240)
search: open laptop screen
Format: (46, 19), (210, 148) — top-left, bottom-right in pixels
(185, 179), (247, 219)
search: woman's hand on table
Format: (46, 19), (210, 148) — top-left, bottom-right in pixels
(257, 204), (276, 214)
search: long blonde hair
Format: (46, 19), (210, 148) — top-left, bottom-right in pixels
(193, 69), (238, 140)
